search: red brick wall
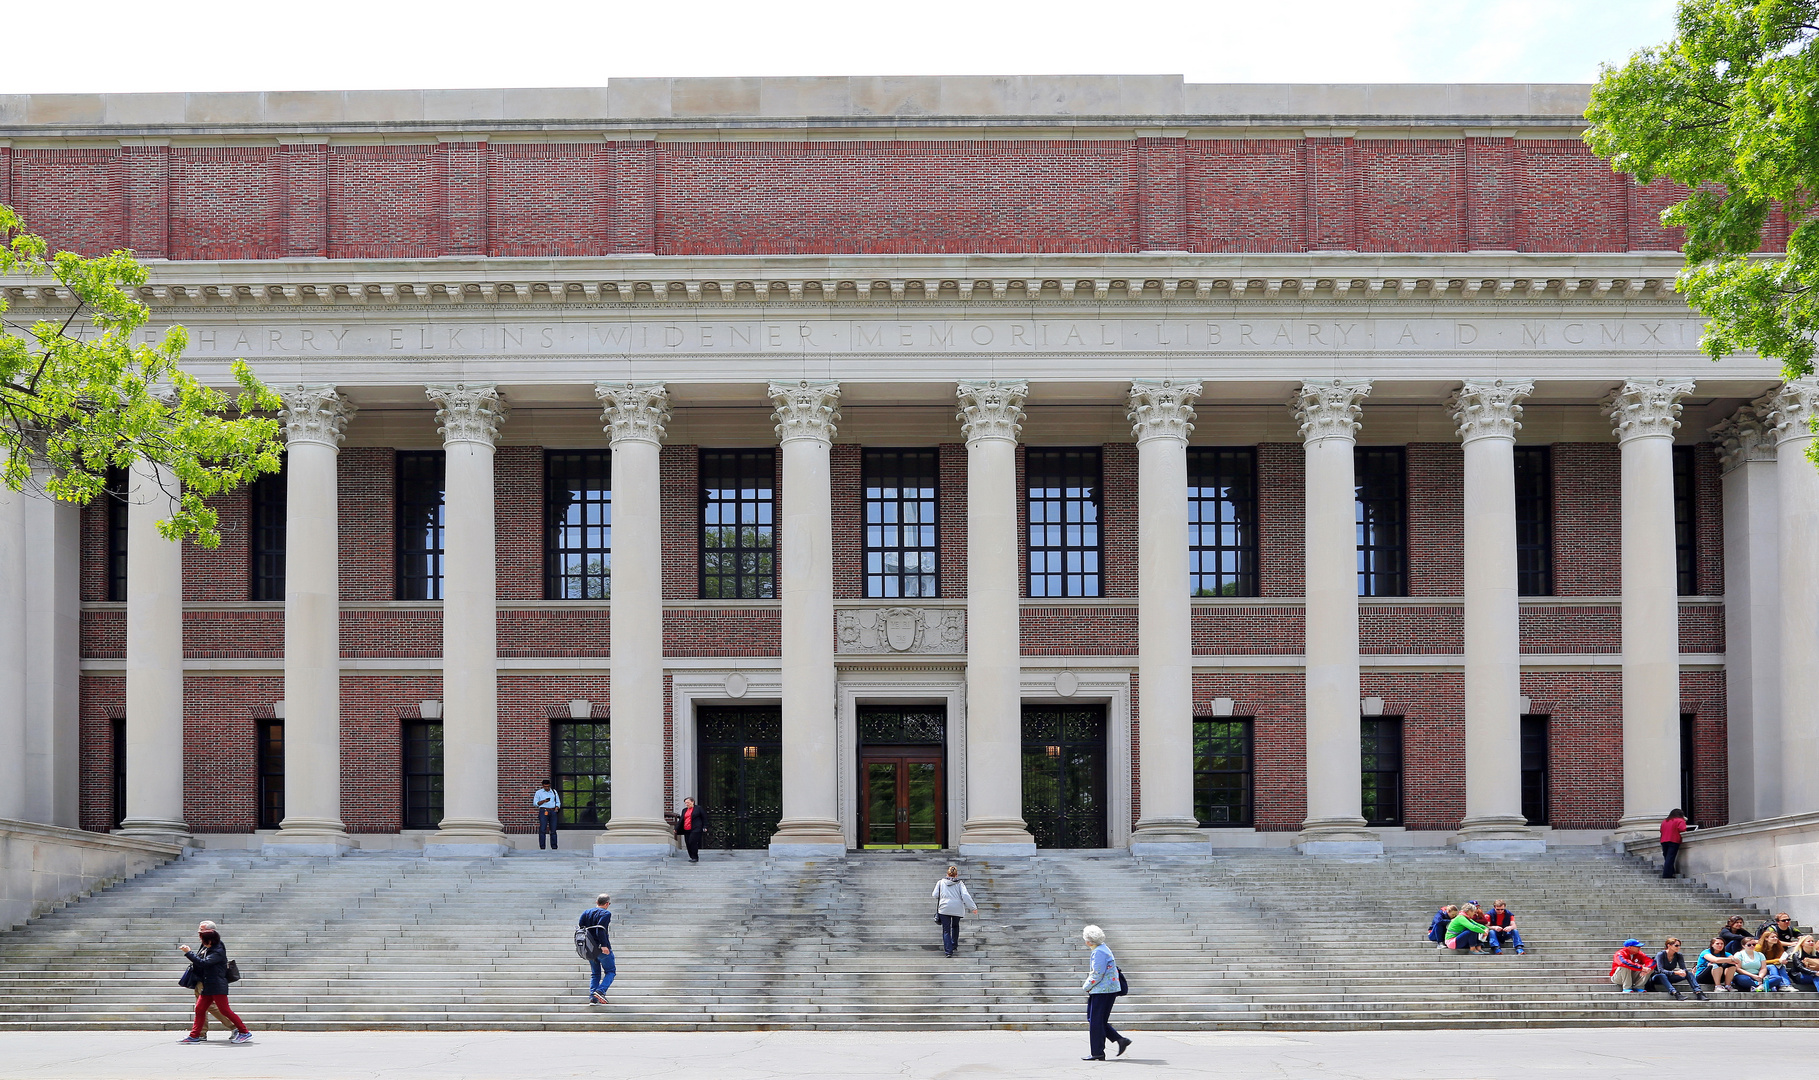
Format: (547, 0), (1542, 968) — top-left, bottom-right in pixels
(1357, 141), (1465, 252)
(1021, 608), (1137, 655)
(169, 147), (280, 261)
(499, 675), (610, 833)
(661, 446), (700, 601)
(1363, 671), (1465, 830)
(340, 449), (396, 602)
(1195, 673), (1305, 831)
(342, 676), (441, 832)
(1101, 443), (1137, 599)
(488, 143), (609, 257)
(939, 443), (967, 599)
(1695, 442), (1724, 596)
(1523, 671), (1622, 830)
(831, 444), (862, 600)
(184, 492), (252, 603)
(1192, 606), (1304, 654)
(1553, 443), (1621, 596)
(1406, 443), (1463, 596)
(1257, 444), (1304, 597)
(326, 145), (443, 259)
(496, 447), (544, 601)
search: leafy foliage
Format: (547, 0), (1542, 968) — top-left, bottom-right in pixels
(1584, 0), (1819, 378)
(0, 204), (281, 546)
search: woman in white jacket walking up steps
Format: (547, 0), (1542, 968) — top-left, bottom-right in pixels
(933, 864), (978, 957)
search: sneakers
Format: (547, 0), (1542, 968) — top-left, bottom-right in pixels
(1516, 947), (1526, 955)
(178, 1036), (205, 1044)
(1780, 986), (1798, 993)
(229, 1032), (253, 1044)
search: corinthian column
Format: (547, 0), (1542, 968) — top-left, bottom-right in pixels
(767, 381), (847, 857)
(1608, 378), (1695, 841)
(1712, 403), (1780, 822)
(1127, 380), (1211, 854)
(1292, 379), (1380, 854)
(1767, 379), (1819, 814)
(1450, 379), (1545, 853)
(594, 382), (677, 857)
(119, 459), (190, 844)
(0, 455), (24, 821)
(956, 381), (1037, 854)
(424, 383), (511, 857)
(265, 385), (356, 856)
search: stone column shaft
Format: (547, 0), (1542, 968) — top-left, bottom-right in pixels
(1713, 404), (1780, 822)
(1293, 380), (1380, 854)
(1769, 380), (1819, 814)
(1128, 380), (1210, 854)
(596, 382), (676, 857)
(1451, 380), (1544, 852)
(120, 460), (189, 842)
(23, 464), (80, 827)
(267, 386), (355, 855)
(768, 381), (846, 856)
(425, 384), (510, 856)
(956, 382), (1036, 853)
(1609, 378), (1694, 840)
(0, 454), (25, 820)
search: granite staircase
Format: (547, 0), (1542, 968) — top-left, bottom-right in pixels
(1, 847), (1813, 1032)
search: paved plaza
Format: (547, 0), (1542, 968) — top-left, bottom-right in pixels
(0, 1027), (1801, 1079)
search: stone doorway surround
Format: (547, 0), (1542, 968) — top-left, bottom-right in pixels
(836, 669), (967, 850)
(1021, 665), (1134, 850)
(669, 663), (783, 829)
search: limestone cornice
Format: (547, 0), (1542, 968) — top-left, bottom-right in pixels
(1765, 378), (1819, 446)
(1605, 378), (1694, 442)
(1127, 380), (1200, 443)
(0, 253), (1692, 312)
(769, 381), (840, 443)
(1449, 378), (1532, 443)
(426, 382), (508, 446)
(1292, 379), (1371, 444)
(1711, 402), (1777, 471)
(277, 384), (356, 448)
(957, 381), (1029, 444)
(596, 381), (671, 446)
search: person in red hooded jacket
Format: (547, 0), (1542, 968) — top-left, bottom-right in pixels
(1611, 939), (1656, 992)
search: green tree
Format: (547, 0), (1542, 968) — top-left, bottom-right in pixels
(0, 204), (281, 545)
(1584, 0), (1819, 380)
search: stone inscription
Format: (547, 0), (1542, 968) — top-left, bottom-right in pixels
(155, 317), (1707, 358)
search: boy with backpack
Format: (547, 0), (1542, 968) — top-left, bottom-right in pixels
(575, 894), (614, 1004)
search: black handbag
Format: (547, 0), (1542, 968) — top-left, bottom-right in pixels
(1115, 969), (1130, 997)
(178, 966), (197, 989)
(225, 959), (241, 984)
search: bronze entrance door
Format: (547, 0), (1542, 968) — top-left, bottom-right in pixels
(859, 750), (944, 849)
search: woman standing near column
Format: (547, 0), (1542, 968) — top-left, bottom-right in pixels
(1079, 925), (1130, 1061)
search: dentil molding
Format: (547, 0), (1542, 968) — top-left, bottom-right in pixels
(426, 382), (509, 446)
(837, 607), (966, 655)
(278, 384), (356, 447)
(597, 381), (671, 445)
(1127, 380), (1201, 443)
(956, 381), (1028, 443)
(1450, 378), (1533, 443)
(1292, 379), (1371, 444)
(1605, 378), (1694, 442)
(769, 381), (841, 443)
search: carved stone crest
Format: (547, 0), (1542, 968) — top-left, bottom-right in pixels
(836, 607), (965, 654)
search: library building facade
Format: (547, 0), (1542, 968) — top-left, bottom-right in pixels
(0, 76), (1801, 859)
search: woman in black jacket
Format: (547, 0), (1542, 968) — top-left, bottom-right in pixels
(178, 924), (251, 1043)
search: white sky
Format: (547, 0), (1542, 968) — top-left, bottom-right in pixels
(3, 0), (1678, 94)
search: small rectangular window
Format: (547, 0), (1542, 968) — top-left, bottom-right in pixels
(1673, 446), (1697, 596)
(550, 720), (611, 828)
(864, 449), (939, 598)
(545, 451), (612, 600)
(256, 718), (285, 830)
(249, 464), (287, 602)
(700, 450), (776, 599)
(1188, 448), (1258, 597)
(1514, 447), (1553, 597)
(1026, 448), (1102, 598)
(396, 452), (446, 601)
(1361, 716), (1404, 827)
(1520, 714), (1550, 826)
(1193, 717), (1254, 826)
(1355, 448), (1407, 597)
(105, 468), (128, 602)
(401, 719), (444, 829)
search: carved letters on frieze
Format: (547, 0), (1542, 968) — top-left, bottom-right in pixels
(836, 607), (965, 655)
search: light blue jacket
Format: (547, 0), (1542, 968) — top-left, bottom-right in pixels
(1082, 943), (1121, 995)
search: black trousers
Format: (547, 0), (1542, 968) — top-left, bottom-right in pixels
(938, 914), (961, 955)
(1661, 841), (1680, 878)
(683, 831), (701, 861)
(1086, 994), (1122, 1058)
(537, 809), (559, 849)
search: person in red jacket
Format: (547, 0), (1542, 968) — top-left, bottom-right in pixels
(1660, 809), (1689, 879)
(1611, 939), (1655, 992)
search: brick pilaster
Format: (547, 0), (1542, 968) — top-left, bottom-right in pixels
(1303, 134), (1358, 250)
(440, 139), (488, 256)
(610, 138), (657, 254)
(1135, 136), (1186, 251)
(279, 141), (329, 258)
(1464, 134), (1515, 249)
(117, 142), (169, 259)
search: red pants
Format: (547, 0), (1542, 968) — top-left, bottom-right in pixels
(191, 994), (248, 1037)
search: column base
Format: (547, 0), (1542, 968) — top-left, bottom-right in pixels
(1295, 817), (1382, 855)
(593, 818), (677, 858)
(263, 818), (354, 857)
(116, 819), (193, 848)
(1129, 817), (1213, 856)
(1451, 816), (1546, 854)
(956, 817), (1038, 856)
(1610, 814), (1669, 845)
(424, 818), (512, 858)
(768, 818), (847, 859)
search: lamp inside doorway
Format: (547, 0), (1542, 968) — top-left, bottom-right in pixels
(743, 745), (758, 760)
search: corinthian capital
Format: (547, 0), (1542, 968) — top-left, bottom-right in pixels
(425, 383), (508, 446)
(1765, 377), (1819, 446)
(1291, 379), (1370, 444)
(1604, 378), (1694, 443)
(596, 381), (671, 446)
(1127, 380), (1201, 443)
(956, 381), (1028, 444)
(278, 384), (356, 448)
(1710, 401), (1777, 472)
(1450, 378), (1533, 444)
(769, 381), (840, 443)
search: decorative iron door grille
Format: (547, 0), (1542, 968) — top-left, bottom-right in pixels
(696, 706), (783, 849)
(1021, 704), (1108, 848)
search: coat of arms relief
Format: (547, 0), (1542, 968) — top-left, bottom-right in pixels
(836, 608), (965, 654)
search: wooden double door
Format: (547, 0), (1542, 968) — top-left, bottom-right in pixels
(859, 748), (944, 849)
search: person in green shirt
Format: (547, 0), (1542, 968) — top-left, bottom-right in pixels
(1446, 904), (1491, 953)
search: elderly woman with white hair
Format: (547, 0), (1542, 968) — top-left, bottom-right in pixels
(1080, 924), (1130, 1060)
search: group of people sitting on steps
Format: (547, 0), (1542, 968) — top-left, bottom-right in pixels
(1426, 900), (1526, 954)
(1609, 914), (1819, 997)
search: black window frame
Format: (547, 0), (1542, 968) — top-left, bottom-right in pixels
(1681, 712), (1698, 826)
(544, 450), (612, 600)
(700, 449), (776, 600)
(105, 467), (129, 603)
(401, 718), (444, 830)
(249, 461), (287, 602)
(550, 718), (611, 829)
(1188, 447), (1258, 598)
(395, 451), (447, 601)
(1514, 446), (1553, 597)
(1520, 714), (1550, 827)
(1673, 446), (1698, 596)
(1026, 447), (1103, 599)
(110, 716), (126, 829)
(1193, 716), (1254, 827)
(863, 448), (940, 599)
(1361, 716), (1404, 827)
(1355, 447), (1407, 598)
(256, 717), (285, 830)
